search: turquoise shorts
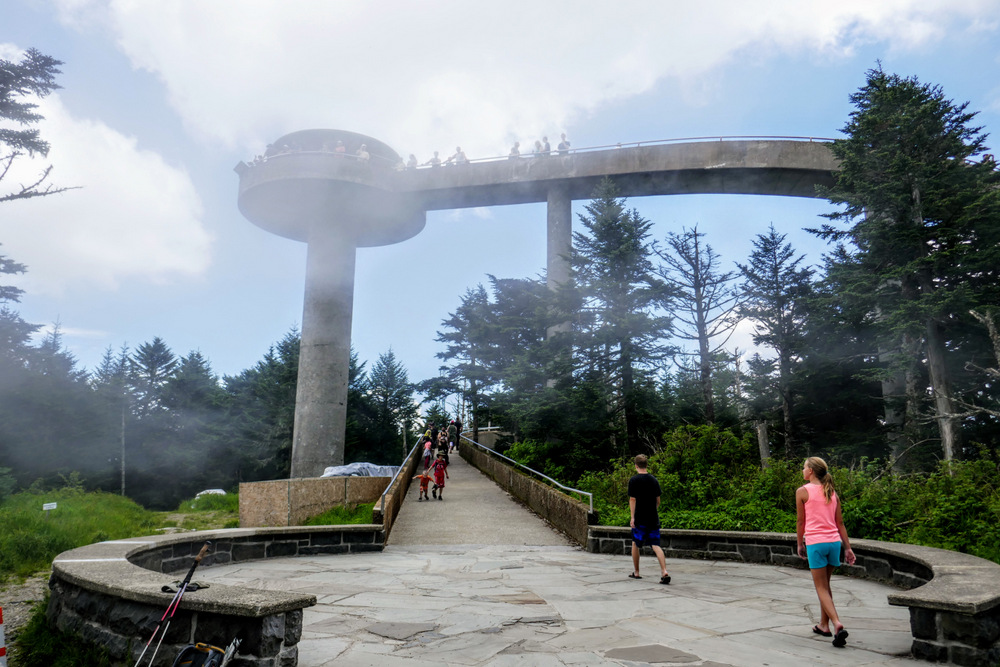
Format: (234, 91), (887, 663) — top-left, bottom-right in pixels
(806, 541), (842, 569)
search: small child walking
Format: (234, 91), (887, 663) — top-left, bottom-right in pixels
(413, 472), (433, 501)
(429, 452), (449, 500)
(796, 456), (856, 648)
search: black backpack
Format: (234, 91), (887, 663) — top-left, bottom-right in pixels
(171, 643), (227, 667)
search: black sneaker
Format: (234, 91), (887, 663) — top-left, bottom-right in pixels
(432, 488), (437, 498)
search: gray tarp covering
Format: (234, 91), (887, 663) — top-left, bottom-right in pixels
(321, 462), (400, 478)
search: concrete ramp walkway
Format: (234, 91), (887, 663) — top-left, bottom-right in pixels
(387, 451), (570, 546)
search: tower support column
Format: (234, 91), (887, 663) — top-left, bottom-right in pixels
(291, 225), (357, 478)
(546, 185), (572, 336)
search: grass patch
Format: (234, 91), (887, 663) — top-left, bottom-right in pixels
(301, 502), (375, 526)
(0, 488), (160, 582)
(0, 487), (240, 582)
(176, 492), (239, 513)
(12, 597), (113, 667)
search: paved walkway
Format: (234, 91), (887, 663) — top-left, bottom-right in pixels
(199, 454), (917, 666)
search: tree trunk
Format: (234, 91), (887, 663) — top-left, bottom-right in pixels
(755, 419), (770, 468)
(878, 341), (907, 470)
(621, 343), (639, 454)
(925, 318), (959, 460)
(778, 351), (794, 455)
(698, 324), (715, 423)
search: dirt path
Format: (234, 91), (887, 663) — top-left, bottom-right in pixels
(0, 573), (50, 656)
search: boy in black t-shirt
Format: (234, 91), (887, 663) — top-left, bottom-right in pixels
(627, 454), (671, 584)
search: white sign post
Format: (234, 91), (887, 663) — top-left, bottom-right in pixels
(42, 502), (57, 519)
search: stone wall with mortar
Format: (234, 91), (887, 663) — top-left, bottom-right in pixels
(588, 526), (1000, 666)
(49, 526), (384, 666)
(239, 476), (390, 527)
(371, 443), (422, 537)
(459, 441), (595, 545)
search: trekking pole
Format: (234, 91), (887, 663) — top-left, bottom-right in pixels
(133, 542), (211, 667)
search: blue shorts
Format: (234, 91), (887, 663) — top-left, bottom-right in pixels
(632, 526), (661, 547)
(806, 541), (842, 569)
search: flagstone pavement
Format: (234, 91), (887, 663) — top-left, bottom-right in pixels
(198, 454), (917, 667)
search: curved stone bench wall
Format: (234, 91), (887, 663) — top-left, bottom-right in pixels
(589, 526), (1000, 666)
(49, 525), (383, 667)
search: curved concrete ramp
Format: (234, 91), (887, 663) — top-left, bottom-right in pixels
(388, 453), (570, 546)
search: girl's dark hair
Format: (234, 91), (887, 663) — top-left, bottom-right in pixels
(805, 456), (836, 503)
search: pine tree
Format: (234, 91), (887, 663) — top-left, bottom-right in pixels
(737, 225), (814, 456)
(816, 66), (1000, 460)
(567, 178), (673, 454)
(0, 48), (72, 203)
(656, 226), (740, 423)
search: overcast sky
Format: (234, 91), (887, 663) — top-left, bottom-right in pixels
(2, 0), (999, 385)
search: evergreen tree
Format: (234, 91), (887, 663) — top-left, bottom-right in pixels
(565, 178), (673, 454)
(363, 349), (418, 462)
(656, 226), (741, 423)
(0, 48), (72, 203)
(436, 284), (498, 443)
(816, 66), (1000, 461)
(130, 337), (178, 417)
(737, 225), (814, 456)
(223, 329), (299, 481)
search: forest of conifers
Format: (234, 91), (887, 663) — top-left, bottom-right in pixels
(1, 65), (999, 561)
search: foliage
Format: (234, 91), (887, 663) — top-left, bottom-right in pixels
(815, 65), (1000, 460)
(656, 225), (741, 423)
(580, 427), (1000, 564)
(178, 491), (239, 513)
(13, 597), (113, 667)
(0, 487), (159, 582)
(0, 48), (73, 203)
(564, 178), (673, 453)
(301, 502), (375, 526)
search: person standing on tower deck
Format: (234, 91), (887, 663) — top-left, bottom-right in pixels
(541, 136), (551, 155)
(424, 151), (441, 167)
(355, 144), (370, 162)
(509, 142), (520, 159)
(557, 133), (571, 155)
(797, 456), (855, 648)
(444, 146), (468, 165)
(628, 454), (671, 584)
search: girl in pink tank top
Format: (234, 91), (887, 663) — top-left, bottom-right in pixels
(795, 456), (856, 648)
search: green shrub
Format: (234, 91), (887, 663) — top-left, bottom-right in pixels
(583, 426), (1000, 565)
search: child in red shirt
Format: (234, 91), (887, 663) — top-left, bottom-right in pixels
(412, 472), (433, 501)
(429, 452), (449, 500)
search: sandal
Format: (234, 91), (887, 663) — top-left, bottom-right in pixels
(832, 628), (849, 648)
(812, 626), (832, 637)
(660, 575), (671, 585)
(628, 573), (642, 579)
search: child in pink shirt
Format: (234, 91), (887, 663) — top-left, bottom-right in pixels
(796, 456), (856, 648)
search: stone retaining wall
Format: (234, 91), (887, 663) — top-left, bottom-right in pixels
(239, 476), (390, 527)
(589, 526), (1000, 666)
(49, 526), (383, 666)
(459, 441), (596, 545)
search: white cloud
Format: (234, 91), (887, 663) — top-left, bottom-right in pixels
(0, 91), (211, 296)
(49, 0), (1000, 161)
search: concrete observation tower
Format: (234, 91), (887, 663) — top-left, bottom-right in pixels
(236, 130), (425, 478)
(236, 129), (838, 479)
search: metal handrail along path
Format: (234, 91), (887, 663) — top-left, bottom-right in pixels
(460, 434), (593, 513)
(380, 439), (423, 514)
